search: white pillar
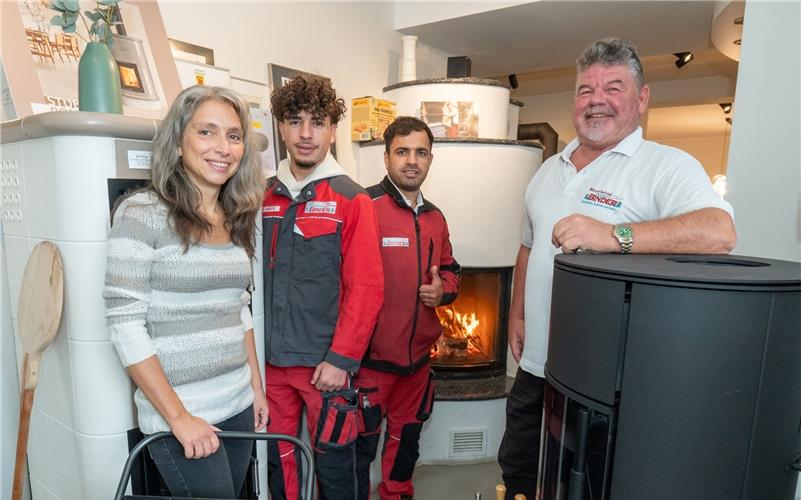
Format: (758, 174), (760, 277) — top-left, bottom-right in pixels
(400, 35), (418, 82)
(724, 0), (801, 263)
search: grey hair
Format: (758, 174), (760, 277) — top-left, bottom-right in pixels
(576, 37), (645, 89)
(150, 85), (264, 256)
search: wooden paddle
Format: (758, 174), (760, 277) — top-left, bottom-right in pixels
(11, 241), (64, 500)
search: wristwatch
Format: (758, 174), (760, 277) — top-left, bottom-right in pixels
(612, 224), (634, 254)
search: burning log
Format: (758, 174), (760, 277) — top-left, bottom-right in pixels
(433, 304), (485, 359)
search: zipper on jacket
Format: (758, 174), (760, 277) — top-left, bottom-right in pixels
(268, 223), (279, 269)
(426, 238), (434, 272)
(409, 212), (422, 366)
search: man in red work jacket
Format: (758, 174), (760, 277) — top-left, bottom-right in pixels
(355, 117), (460, 500)
(262, 74), (383, 500)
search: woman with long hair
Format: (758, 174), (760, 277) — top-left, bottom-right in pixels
(104, 85), (267, 498)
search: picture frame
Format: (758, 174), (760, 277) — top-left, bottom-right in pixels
(169, 38), (214, 66)
(1, 0), (181, 118)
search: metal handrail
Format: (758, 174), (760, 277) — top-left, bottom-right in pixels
(113, 431), (315, 500)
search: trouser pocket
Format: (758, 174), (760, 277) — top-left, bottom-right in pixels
(415, 369), (436, 422)
(315, 388), (360, 449)
(357, 386), (382, 434)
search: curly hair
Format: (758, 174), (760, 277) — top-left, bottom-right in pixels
(270, 74), (346, 124)
(148, 85), (263, 257)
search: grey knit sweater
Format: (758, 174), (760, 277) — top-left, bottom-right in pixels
(104, 192), (254, 433)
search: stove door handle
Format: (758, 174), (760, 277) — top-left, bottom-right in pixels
(567, 407), (590, 500)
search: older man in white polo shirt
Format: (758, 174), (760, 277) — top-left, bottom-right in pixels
(497, 37), (737, 499)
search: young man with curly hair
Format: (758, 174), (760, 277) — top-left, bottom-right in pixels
(262, 74), (384, 500)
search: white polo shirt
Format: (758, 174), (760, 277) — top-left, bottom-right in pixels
(518, 127), (734, 378)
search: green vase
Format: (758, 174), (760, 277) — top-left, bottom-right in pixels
(78, 42), (123, 114)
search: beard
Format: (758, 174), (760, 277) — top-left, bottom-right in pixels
(579, 106), (616, 143)
(294, 159), (318, 169)
(582, 123), (609, 143)
(390, 169), (426, 192)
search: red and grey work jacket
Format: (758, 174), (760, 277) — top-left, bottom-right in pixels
(362, 176), (460, 374)
(261, 175), (384, 373)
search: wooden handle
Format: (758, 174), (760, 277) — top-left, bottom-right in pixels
(12, 355), (34, 500)
(496, 484), (506, 500)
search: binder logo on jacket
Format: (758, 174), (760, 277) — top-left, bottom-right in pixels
(383, 237), (409, 247)
(305, 201), (337, 214)
(582, 187), (623, 211)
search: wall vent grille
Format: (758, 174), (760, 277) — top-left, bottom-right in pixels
(448, 428), (488, 458)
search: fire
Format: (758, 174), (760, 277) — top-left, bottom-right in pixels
(433, 304), (486, 359)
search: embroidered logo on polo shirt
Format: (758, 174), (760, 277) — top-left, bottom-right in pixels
(305, 201), (337, 214)
(383, 237), (409, 247)
(581, 187), (623, 211)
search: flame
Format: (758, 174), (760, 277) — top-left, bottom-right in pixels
(433, 304), (486, 359)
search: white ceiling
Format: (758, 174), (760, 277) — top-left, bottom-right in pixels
(399, 0), (721, 76)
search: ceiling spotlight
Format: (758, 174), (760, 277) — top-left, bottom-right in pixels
(673, 52), (694, 68)
(719, 102), (732, 114)
(508, 74), (519, 89)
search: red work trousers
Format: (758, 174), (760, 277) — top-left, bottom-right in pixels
(265, 363), (358, 500)
(354, 365), (435, 500)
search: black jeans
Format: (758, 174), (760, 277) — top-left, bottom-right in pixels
(498, 369), (545, 500)
(147, 405), (254, 499)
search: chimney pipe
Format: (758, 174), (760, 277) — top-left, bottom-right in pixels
(517, 122), (558, 160)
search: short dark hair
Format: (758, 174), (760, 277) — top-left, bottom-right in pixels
(383, 116), (434, 154)
(270, 74), (346, 124)
(576, 37), (645, 89)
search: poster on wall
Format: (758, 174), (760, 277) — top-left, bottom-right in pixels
(230, 76), (276, 177)
(175, 59), (230, 89)
(420, 101), (478, 138)
(1, 0), (180, 118)
(231, 76), (269, 110)
(250, 108), (277, 178)
(267, 63), (336, 167)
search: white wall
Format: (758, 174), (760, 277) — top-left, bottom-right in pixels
(516, 90), (575, 150)
(156, 1), (451, 177)
(651, 134), (729, 178)
(725, 0), (801, 263)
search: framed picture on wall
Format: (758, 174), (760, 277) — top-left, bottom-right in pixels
(231, 75), (269, 110)
(267, 63), (336, 167)
(175, 59), (230, 89)
(1, 0), (181, 118)
(168, 38), (214, 65)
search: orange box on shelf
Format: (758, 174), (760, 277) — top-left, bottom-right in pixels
(351, 97), (396, 142)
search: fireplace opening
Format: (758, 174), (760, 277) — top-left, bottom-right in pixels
(431, 267), (511, 379)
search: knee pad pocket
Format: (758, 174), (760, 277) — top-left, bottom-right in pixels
(389, 422), (423, 482)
